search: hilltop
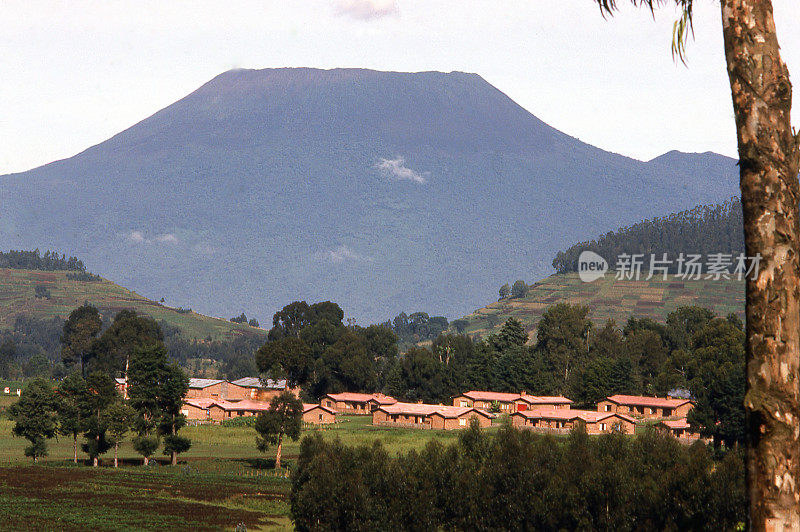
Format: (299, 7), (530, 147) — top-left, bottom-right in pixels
(0, 269), (265, 341)
(0, 68), (739, 323)
(459, 272), (744, 339)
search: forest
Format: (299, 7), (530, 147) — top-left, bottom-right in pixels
(291, 423), (744, 531)
(0, 249), (88, 272)
(552, 197), (744, 273)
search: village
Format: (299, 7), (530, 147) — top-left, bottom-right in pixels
(146, 376), (702, 444)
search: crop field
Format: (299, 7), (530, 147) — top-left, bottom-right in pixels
(0, 269), (265, 341)
(0, 414), (475, 530)
(462, 272), (744, 339)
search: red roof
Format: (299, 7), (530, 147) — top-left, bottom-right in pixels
(184, 398), (216, 409)
(460, 391), (521, 402)
(378, 402), (493, 419)
(303, 403), (337, 415)
(325, 392), (397, 405)
(518, 395), (573, 405)
(605, 395), (693, 409)
(513, 408), (636, 424)
(659, 418), (691, 430)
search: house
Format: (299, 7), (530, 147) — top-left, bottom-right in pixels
(657, 418), (701, 443)
(181, 398), (217, 421)
(373, 402), (494, 430)
(597, 395), (694, 419)
(452, 391), (572, 412)
(321, 392), (397, 414)
(511, 409), (636, 435)
(185, 378), (250, 401)
(303, 403), (337, 424)
(229, 377), (301, 401)
(205, 399), (273, 422)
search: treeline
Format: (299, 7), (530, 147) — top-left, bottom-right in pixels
(291, 424), (745, 531)
(552, 198), (744, 273)
(8, 306), (191, 465)
(0, 249), (87, 271)
(381, 311), (448, 347)
(258, 300), (744, 447)
(0, 313), (266, 381)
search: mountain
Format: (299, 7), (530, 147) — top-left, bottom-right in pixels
(0, 269), (265, 341)
(459, 272), (745, 339)
(0, 68), (740, 324)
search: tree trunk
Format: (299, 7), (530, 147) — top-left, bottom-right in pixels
(143, 455), (149, 466)
(171, 418), (177, 466)
(73, 434), (78, 464)
(93, 456), (98, 468)
(114, 442), (119, 468)
(720, 1), (800, 529)
(275, 431), (283, 469)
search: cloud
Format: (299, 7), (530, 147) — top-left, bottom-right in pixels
(126, 231), (179, 245)
(375, 156), (426, 183)
(154, 233), (178, 243)
(319, 245), (373, 264)
(334, 0), (398, 20)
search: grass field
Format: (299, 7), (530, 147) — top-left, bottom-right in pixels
(0, 269), (266, 341)
(461, 272), (745, 339)
(0, 414), (474, 530)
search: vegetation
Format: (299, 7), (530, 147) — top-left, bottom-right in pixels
(7, 378), (59, 462)
(0, 249), (87, 271)
(255, 391), (303, 469)
(291, 423), (745, 531)
(552, 198), (744, 273)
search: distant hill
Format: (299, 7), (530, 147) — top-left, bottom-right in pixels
(0, 269), (265, 341)
(460, 272), (744, 340)
(0, 68), (740, 323)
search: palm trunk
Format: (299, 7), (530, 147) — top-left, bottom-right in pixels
(720, 1), (800, 529)
(275, 431), (283, 469)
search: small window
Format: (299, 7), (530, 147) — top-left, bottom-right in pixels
(460, 400), (468, 407)
(459, 418), (467, 426)
(599, 423), (607, 431)
(319, 414), (323, 421)
(604, 404), (611, 412)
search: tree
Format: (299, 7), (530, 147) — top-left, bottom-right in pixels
(104, 402), (136, 468)
(490, 318), (528, 352)
(157, 363), (190, 465)
(255, 337), (313, 388)
(248, 318), (260, 328)
(499, 283), (511, 300)
(230, 312), (248, 324)
(91, 310), (163, 384)
(8, 378), (58, 462)
(0, 338), (16, 379)
(268, 301), (313, 340)
(56, 372), (87, 463)
(128, 343), (191, 465)
(80, 371), (117, 467)
(535, 303), (591, 395)
(595, 1), (800, 525)
(60, 304), (102, 376)
(255, 390), (303, 469)
(511, 280), (527, 298)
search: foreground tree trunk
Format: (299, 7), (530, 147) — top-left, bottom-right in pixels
(720, 1), (800, 529)
(275, 432), (284, 469)
(114, 442), (119, 468)
(73, 435), (78, 464)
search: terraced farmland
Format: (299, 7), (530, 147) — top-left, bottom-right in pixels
(0, 269), (265, 341)
(460, 272), (744, 340)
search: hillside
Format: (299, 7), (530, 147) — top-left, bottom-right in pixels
(0, 68), (739, 323)
(0, 269), (265, 341)
(460, 272), (744, 339)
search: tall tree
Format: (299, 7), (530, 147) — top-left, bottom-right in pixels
(255, 337), (313, 389)
(56, 372), (87, 463)
(158, 364), (191, 466)
(60, 304), (102, 376)
(80, 371), (117, 467)
(91, 310), (163, 386)
(255, 390), (303, 469)
(104, 402), (136, 468)
(595, 1), (800, 526)
(8, 378), (59, 462)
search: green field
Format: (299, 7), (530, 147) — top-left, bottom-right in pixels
(0, 269), (266, 341)
(0, 414), (474, 531)
(461, 272), (745, 339)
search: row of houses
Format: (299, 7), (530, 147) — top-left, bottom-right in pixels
(182, 397), (337, 425)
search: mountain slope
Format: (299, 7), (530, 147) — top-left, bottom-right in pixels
(0, 68), (740, 323)
(0, 269), (265, 341)
(460, 272), (745, 339)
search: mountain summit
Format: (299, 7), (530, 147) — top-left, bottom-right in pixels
(0, 68), (739, 323)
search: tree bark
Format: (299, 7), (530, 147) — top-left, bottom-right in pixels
(114, 442), (118, 468)
(275, 431), (283, 469)
(73, 434), (78, 464)
(720, 1), (800, 530)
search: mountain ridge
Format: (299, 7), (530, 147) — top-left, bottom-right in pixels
(0, 67), (740, 323)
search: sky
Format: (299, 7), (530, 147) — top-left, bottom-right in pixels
(1, 0), (798, 175)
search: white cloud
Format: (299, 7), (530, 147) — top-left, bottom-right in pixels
(127, 231), (179, 245)
(129, 230), (146, 243)
(334, 0), (398, 20)
(319, 245), (373, 264)
(155, 233), (178, 243)
(375, 156), (426, 183)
